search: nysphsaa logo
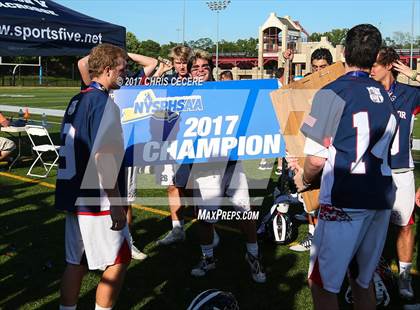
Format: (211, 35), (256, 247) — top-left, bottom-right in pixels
(121, 89), (203, 124)
(366, 87), (384, 103)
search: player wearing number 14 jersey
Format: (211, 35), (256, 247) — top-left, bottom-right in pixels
(294, 25), (397, 309)
(55, 44), (130, 310)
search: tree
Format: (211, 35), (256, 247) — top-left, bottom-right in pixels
(309, 32), (322, 43)
(187, 38), (214, 52)
(327, 28), (348, 46)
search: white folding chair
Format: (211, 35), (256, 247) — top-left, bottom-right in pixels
(25, 125), (60, 178)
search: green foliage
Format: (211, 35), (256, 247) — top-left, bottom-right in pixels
(308, 28), (348, 47)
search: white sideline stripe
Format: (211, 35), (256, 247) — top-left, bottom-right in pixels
(0, 105), (64, 117)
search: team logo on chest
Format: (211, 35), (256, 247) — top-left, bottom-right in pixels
(366, 87), (384, 103)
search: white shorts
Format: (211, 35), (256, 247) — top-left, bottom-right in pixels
(65, 213), (131, 271)
(193, 162), (250, 223)
(308, 205), (391, 293)
(391, 170), (415, 226)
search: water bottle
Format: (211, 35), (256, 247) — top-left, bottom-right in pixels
(18, 108), (23, 120)
(41, 113), (48, 127)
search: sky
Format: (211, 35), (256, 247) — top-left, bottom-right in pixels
(55, 0), (419, 44)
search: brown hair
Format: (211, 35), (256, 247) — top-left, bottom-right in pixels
(376, 47), (400, 79)
(220, 70), (233, 80)
(188, 49), (214, 80)
(88, 43), (128, 78)
(169, 45), (192, 63)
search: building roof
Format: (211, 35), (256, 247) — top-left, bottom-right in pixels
(278, 17), (300, 31)
(293, 20), (310, 37)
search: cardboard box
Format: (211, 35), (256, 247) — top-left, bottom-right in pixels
(270, 62), (345, 211)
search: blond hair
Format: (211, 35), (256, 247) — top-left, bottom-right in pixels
(169, 45), (191, 63)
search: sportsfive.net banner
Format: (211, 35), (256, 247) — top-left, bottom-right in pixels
(112, 79), (285, 166)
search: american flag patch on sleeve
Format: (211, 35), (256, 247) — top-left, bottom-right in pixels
(303, 114), (317, 127)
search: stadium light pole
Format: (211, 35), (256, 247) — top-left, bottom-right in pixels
(410, 0), (415, 69)
(182, 0), (186, 44)
(206, 0), (230, 80)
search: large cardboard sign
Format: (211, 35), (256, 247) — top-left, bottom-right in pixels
(270, 62), (345, 211)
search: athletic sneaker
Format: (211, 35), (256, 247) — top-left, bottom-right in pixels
(289, 233), (312, 252)
(399, 270), (414, 300)
(131, 244), (147, 261)
(245, 252), (266, 283)
(191, 256), (216, 277)
(294, 211), (308, 222)
(156, 227), (185, 245)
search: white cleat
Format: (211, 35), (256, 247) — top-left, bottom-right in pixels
(131, 244), (147, 261)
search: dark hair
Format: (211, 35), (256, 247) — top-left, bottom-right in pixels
(344, 24), (382, 69)
(272, 67), (285, 79)
(376, 47), (400, 79)
(220, 70), (233, 80)
(311, 48), (333, 65)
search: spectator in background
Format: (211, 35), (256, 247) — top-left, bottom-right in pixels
(219, 70), (233, 81)
(0, 112), (15, 166)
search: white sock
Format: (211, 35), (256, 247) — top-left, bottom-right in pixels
(308, 224), (315, 235)
(399, 261), (412, 275)
(172, 220), (184, 229)
(246, 243), (259, 257)
(200, 244), (214, 258)
(95, 304), (112, 310)
(59, 306), (77, 310)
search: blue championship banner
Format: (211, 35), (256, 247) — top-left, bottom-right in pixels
(112, 79), (285, 166)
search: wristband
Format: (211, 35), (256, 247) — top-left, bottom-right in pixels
(411, 71), (418, 81)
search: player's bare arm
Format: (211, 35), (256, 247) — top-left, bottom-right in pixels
(95, 151), (127, 231)
(127, 52), (158, 77)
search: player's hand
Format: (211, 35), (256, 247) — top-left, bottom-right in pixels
(415, 187), (420, 207)
(283, 49), (294, 61)
(292, 166), (306, 192)
(110, 205), (127, 231)
(393, 60), (414, 79)
(286, 155), (300, 172)
(156, 59), (173, 76)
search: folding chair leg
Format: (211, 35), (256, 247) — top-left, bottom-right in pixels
(27, 151), (59, 178)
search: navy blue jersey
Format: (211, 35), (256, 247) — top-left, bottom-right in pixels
(303, 73), (397, 210)
(389, 82), (420, 170)
(55, 86), (126, 213)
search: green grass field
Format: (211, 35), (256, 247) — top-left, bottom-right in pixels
(0, 87), (419, 309)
